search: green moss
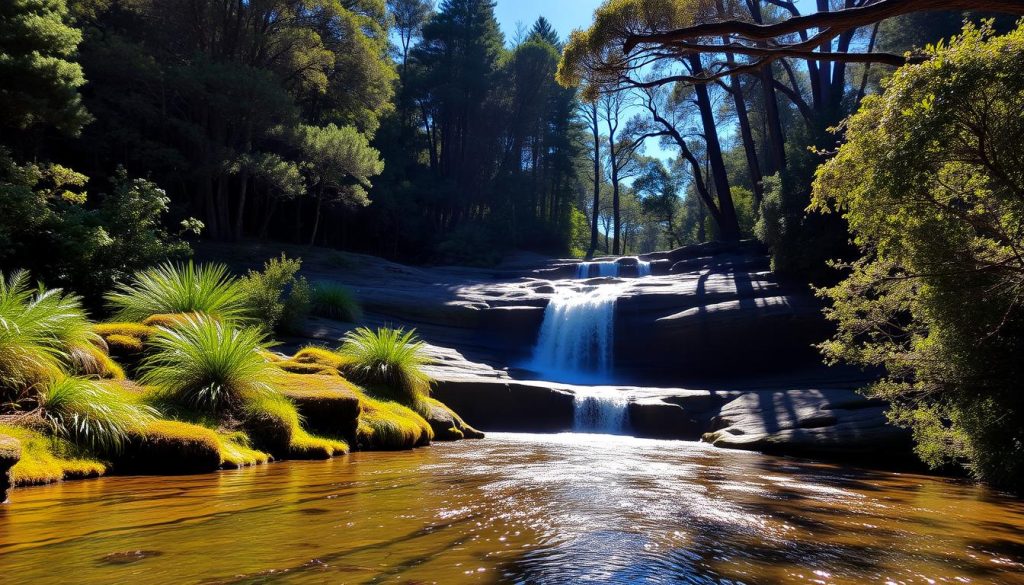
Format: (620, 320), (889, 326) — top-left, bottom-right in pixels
(94, 322), (156, 340)
(356, 395), (434, 451)
(0, 424), (106, 486)
(275, 360), (339, 376)
(289, 428), (348, 460)
(141, 312), (208, 328)
(118, 420), (223, 474)
(423, 397), (485, 441)
(292, 346), (356, 371)
(277, 373), (361, 442)
(217, 431), (272, 468)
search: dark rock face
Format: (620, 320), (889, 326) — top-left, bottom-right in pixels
(1, 434), (20, 503)
(432, 377), (574, 433)
(424, 401), (486, 441)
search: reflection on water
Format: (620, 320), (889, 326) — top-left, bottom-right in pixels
(1, 433), (1023, 584)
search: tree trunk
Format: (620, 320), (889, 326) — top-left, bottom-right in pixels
(588, 104), (601, 258)
(689, 54), (740, 242)
(309, 185), (324, 246)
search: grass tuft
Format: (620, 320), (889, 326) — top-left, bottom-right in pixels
(140, 315), (280, 413)
(39, 377), (156, 452)
(310, 282), (362, 322)
(106, 261), (248, 323)
(337, 327), (432, 410)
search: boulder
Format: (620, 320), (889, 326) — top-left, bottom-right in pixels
(277, 374), (362, 445)
(117, 421), (223, 474)
(0, 433), (20, 503)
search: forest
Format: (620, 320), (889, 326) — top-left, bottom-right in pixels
(3, 0), (1024, 494)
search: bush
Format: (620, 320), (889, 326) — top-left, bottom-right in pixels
(106, 261), (248, 323)
(337, 327), (432, 410)
(39, 377), (156, 452)
(239, 254), (311, 334)
(310, 282), (361, 322)
(811, 22), (1024, 489)
(140, 315), (279, 413)
(0, 270), (97, 393)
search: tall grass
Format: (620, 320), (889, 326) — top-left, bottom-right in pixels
(337, 327), (432, 409)
(0, 271), (98, 392)
(140, 315), (279, 412)
(106, 261), (248, 323)
(40, 376), (156, 451)
(310, 282), (361, 322)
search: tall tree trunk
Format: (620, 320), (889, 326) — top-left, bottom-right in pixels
(309, 185), (324, 246)
(588, 103), (601, 258)
(689, 54), (740, 242)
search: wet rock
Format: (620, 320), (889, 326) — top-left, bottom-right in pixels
(433, 377), (574, 432)
(0, 433), (20, 503)
(424, 399), (485, 441)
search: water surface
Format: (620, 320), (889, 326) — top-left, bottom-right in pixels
(2, 433), (1023, 584)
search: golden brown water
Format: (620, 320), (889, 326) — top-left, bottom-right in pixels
(2, 433), (1024, 584)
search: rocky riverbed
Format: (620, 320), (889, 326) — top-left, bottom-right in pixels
(200, 241), (910, 465)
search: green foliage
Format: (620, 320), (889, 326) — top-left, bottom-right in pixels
(811, 22), (1024, 489)
(239, 255), (311, 334)
(0, 157), (195, 298)
(39, 377), (156, 452)
(310, 282), (362, 322)
(107, 262), (248, 323)
(0, 0), (90, 134)
(356, 395), (434, 450)
(0, 270), (96, 392)
(140, 315), (279, 413)
(435, 223), (505, 267)
(338, 327), (432, 410)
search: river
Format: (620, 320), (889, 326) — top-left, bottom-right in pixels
(2, 433), (1023, 584)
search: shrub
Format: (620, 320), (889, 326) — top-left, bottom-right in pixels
(310, 282), (361, 322)
(0, 271), (98, 393)
(38, 377), (156, 452)
(106, 261), (248, 323)
(811, 22), (1024, 489)
(239, 254), (311, 334)
(140, 315), (279, 413)
(337, 327), (432, 410)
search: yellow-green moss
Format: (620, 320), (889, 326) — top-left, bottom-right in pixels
(119, 420), (223, 474)
(275, 360), (339, 376)
(291, 346), (356, 371)
(217, 431), (272, 468)
(105, 334), (145, 354)
(68, 343), (126, 380)
(289, 428), (349, 459)
(277, 374), (361, 442)
(423, 397), (485, 441)
(356, 395), (434, 451)
(0, 425), (106, 486)
(141, 312), (207, 328)
(94, 322), (156, 339)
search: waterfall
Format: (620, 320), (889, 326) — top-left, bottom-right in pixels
(572, 388), (630, 434)
(528, 285), (618, 383)
(637, 260), (652, 277)
(576, 261), (619, 279)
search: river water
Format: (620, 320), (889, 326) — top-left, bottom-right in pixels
(2, 433), (1023, 584)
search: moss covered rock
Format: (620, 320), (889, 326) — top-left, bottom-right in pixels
(423, 398), (485, 441)
(277, 374), (361, 444)
(357, 396), (434, 451)
(0, 424), (106, 486)
(117, 420), (223, 474)
(0, 433), (20, 503)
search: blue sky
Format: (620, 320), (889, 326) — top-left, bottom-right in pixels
(493, 1), (602, 43)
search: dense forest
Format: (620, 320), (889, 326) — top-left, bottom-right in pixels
(3, 0), (1024, 490)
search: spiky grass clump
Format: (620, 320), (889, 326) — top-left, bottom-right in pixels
(141, 315), (279, 413)
(337, 327), (432, 410)
(0, 271), (98, 392)
(106, 262), (248, 323)
(356, 395), (433, 450)
(39, 377), (156, 452)
(0, 424), (106, 486)
(310, 282), (362, 322)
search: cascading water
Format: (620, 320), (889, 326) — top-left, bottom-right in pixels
(576, 261), (619, 279)
(572, 388), (630, 434)
(637, 260), (652, 277)
(527, 284), (618, 384)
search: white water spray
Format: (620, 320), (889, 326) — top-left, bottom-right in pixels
(572, 388), (631, 434)
(637, 260), (652, 277)
(576, 261), (620, 279)
(528, 284), (619, 383)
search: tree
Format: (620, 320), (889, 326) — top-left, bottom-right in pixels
(812, 23), (1024, 490)
(0, 0), (90, 139)
(389, 0), (434, 72)
(300, 124), (384, 245)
